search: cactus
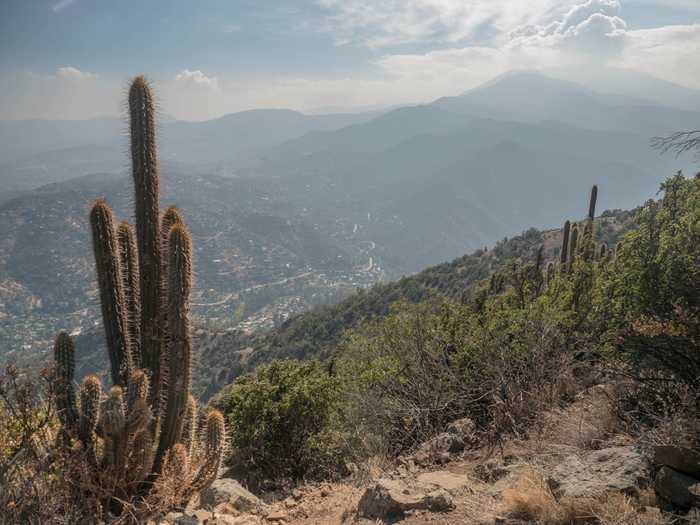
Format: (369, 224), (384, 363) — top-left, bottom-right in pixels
(90, 200), (132, 387)
(599, 243), (608, 261)
(190, 410), (226, 493)
(545, 262), (555, 287)
(568, 225), (579, 271)
(588, 185), (598, 220)
(52, 76), (225, 514)
(182, 395), (197, 459)
(54, 332), (79, 430)
(117, 221), (141, 368)
(155, 224), (193, 472)
(560, 220), (571, 265)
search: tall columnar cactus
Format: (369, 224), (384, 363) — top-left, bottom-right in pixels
(52, 76), (225, 515)
(588, 185), (598, 221)
(560, 220), (571, 266)
(129, 76), (163, 406)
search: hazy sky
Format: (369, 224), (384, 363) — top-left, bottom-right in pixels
(1, 0), (699, 120)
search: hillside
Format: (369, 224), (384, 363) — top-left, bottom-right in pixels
(197, 206), (637, 398)
(0, 168), (382, 362)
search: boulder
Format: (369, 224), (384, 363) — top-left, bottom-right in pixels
(357, 478), (454, 519)
(654, 446), (700, 479)
(201, 478), (267, 514)
(655, 466), (700, 509)
(548, 446), (647, 498)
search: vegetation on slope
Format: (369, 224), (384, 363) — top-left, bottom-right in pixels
(215, 173), (700, 490)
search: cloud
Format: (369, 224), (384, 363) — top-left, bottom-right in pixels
(621, 23), (700, 88)
(174, 69), (220, 91)
(508, 0), (627, 56)
(317, 0), (574, 47)
(55, 66), (98, 80)
(52, 0), (76, 13)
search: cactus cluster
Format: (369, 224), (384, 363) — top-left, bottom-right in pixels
(52, 76), (225, 511)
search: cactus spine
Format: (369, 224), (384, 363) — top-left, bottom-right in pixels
(52, 76), (225, 513)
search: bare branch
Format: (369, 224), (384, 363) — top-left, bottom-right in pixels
(651, 130), (700, 158)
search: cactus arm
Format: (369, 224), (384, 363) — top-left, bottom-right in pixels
(90, 200), (132, 386)
(154, 224), (193, 474)
(117, 221), (142, 369)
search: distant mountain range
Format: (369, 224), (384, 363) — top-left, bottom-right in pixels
(0, 68), (697, 363)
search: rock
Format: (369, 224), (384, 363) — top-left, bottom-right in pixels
(548, 446), (647, 498)
(446, 418), (476, 439)
(409, 433), (465, 466)
(474, 460), (511, 483)
(654, 446), (700, 479)
(357, 478), (455, 519)
(655, 466), (700, 509)
(174, 516), (200, 525)
(266, 510), (288, 522)
(201, 479), (267, 514)
(190, 509), (212, 522)
(416, 471), (469, 494)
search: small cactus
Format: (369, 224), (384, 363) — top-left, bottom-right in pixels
(54, 332), (78, 430)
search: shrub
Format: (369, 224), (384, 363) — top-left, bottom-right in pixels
(218, 360), (346, 487)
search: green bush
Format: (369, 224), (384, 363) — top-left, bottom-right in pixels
(217, 360), (347, 486)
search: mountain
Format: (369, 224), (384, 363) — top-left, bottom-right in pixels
(548, 65), (700, 113)
(432, 71), (700, 135)
(0, 108), (383, 195)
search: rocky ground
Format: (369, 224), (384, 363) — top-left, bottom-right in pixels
(156, 383), (700, 524)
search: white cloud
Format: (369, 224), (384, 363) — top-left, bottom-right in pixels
(174, 69), (220, 91)
(55, 66), (98, 80)
(317, 0), (574, 47)
(621, 23), (700, 88)
(508, 0), (627, 57)
(52, 0), (76, 13)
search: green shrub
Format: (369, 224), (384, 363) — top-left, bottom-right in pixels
(218, 360), (346, 486)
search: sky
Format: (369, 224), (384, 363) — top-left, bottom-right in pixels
(0, 0), (699, 120)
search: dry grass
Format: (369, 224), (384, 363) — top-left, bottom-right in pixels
(501, 467), (578, 524)
(500, 467), (671, 525)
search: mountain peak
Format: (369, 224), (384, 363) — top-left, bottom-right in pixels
(463, 70), (595, 98)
